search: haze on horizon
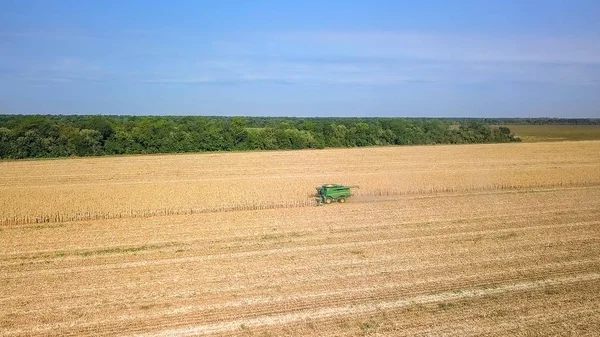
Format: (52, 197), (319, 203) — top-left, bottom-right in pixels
(1, 0), (600, 118)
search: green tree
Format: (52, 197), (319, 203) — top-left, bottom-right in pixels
(330, 124), (348, 147)
(0, 127), (14, 158)
(229, 117), (249, 149)
(70, 129), (103, 156)
(0, 115), (520, 159)
(104, 130), (142, 154)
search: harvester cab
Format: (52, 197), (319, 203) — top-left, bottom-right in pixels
(316, 184), (359, 205)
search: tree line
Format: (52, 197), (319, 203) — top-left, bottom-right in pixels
(0, 115), (520, 159)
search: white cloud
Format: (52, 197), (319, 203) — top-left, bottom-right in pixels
(273, 32), (600, 65)
(13, 58), (117, 83)
(10, 31), (599, 87)
(138, 31), (600, 86)
(143, 59), (424, 86)
(143, 56), (600, 87)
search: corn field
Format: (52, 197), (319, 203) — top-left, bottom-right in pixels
(2, 141), (600, 336)
(2, 141), (600, 226)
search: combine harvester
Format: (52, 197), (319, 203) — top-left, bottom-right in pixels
(316, 184), (359, 205)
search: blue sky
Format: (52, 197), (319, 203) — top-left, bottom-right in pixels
(1, 0), (600, 117)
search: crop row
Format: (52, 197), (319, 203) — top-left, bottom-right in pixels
(2, 180), (598, 226)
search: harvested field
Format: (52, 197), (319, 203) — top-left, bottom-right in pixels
(1, 141), (600, 336)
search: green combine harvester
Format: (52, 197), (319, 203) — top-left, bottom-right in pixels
(316, 184), (359, 205)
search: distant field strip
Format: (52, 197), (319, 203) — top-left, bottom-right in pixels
(505, 124), (600, 142)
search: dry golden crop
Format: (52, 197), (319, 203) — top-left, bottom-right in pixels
(1, 141), (599, 225)
(1, 141), (600, 336)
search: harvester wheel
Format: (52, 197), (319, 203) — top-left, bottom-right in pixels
(338, 198), (346, 203)
(325, 198), (332, 204)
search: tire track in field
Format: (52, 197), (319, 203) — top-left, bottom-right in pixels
(397, 287), (600, 337)
(393, 307), (600, 337)
(8, 258), (599, 335)
(5, 210), (589, 292)
(6, 258), (598, 337)
(6, 242), (597, 312)
(5, 236), (596, 309)
(4, 203), (599, 258)
(4, 225), (596, 315)
(119, 263), (600, 332)
(135, 272), (600, 337)
(469, 309), (600, 337)
(4, 219), (598, 278)
(108, 259), (600, 320)
(4, 205), (598, 266)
